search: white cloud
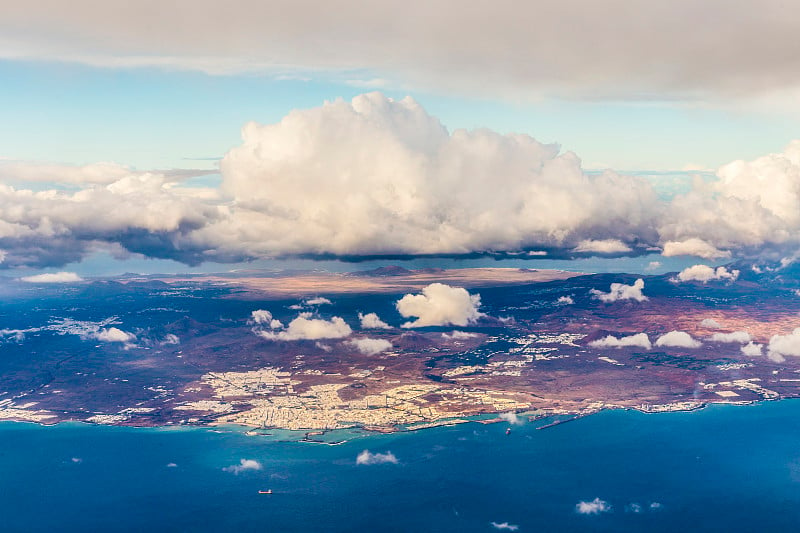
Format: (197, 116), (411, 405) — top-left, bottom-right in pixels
(499, 412), (523, 425)
(490, 522), (519, 531)
(0, 328), (31, 343)
(655, 331), (702, 348)
(591, 279), (647, 303)
(304, 297), (332, 306)
(645, 261), (662, 271)
(556, 296), (574, 305)
(346, 337), (392, 355)
(741, 342), (764, 356)
(359, 312), (391, 329)
(396, 283), (482, 328)
(662, 239), (731, 260)
(250, 309), (272, 325)
(20, 272), (83, 283)
(257, 313), (352, 341)
(709, 331), (751, 344)
(573, 239), (632, 254)
(1, 99), (800, 267)
(674, 265), (739, 283)
(94, 327), (136, 344)
(223, 458), (262, 474)
(214, 93), (660, 259)
(315, 342), (332, 352)
(356, 450), (398, 465)
(767, 328), (800, 362)
(249, 309), (282, 329)
(576, 497), (611, 515)
(47, 318), (136, 346)
(160, 334), (180, 345)
(660, 141), (800, 256)
(700, 318), (723, 329)
(590, 333), (651, 350)
(442, 330), (478, 340)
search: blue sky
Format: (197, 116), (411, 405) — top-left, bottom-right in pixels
(1, 60), (796, 172)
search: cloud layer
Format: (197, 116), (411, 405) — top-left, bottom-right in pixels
(2, 95), (800, 267)
(4, 1), (800, 102)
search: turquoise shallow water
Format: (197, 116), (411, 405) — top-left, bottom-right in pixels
(2, 401), (800, 532)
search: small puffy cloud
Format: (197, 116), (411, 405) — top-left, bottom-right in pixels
(499, 412), (523, 425)
(94, 327), (136, 344)
(644, 261), (662, 272)
(649, 502), (663, 510)
(20, 271), (83, 283)
(396, 283), (482, 328)
(767, 328), (800, 362)
(250, 309), (273, 325)
(662, 239), (731, 260)
(356, 450), (398, 465)
(626, 503), (643, 513)
(590, 333), (651, 350)
(250, 310), (283, 329)
(304, 297), (332, 306)
(346, 337), (392, 355)
(161, 334), (180, 345)
(709, 331), (751, 344)
(655, 331), (702, 348)
(576, 497), (611, 515)
(700, 318), (723, 329)
(490, 522), (519, 531)
(223, 458), (263, 474)
(573, 239), (632, 254)
(556, 295), (574, 305)
(674, 265), (739, 283)
(315, 342), (332, 352)
(741, 342), (764, 356)
(442, 330), (478, 340)
(359, 312), (391, 329)
(591, 279), (647, 303)
(258, 313), (352, 341)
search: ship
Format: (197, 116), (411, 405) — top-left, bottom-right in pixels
(258, 489), (273, 494)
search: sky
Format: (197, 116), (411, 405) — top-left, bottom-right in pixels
(1, 1), (800, 276)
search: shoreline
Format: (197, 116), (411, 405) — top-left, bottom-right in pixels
(0, 397), (776, 442)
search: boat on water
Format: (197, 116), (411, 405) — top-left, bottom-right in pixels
(505, 427), (512, 435)
(258, 490), (273, 495)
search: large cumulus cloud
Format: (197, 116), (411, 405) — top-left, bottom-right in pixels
(4, 95), (800, 268)
(660, 141), (800, 259)
(213, 93), (660, 257)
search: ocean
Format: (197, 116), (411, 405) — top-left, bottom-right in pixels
(2, 401), (800, 532)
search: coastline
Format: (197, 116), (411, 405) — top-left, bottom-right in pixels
(0, 396), (778, 443)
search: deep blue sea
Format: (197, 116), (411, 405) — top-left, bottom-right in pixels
(2, 401), (800, 532)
